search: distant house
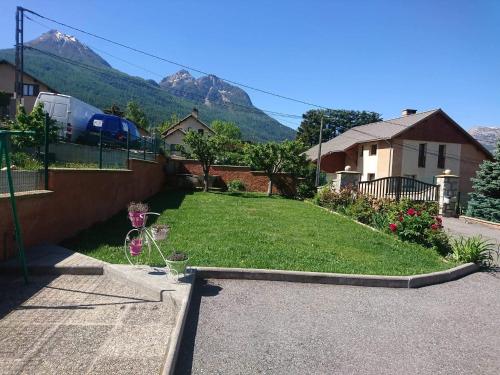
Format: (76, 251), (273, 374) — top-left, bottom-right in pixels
(305, 108), (492, 195)
(0, 59), (58, 118)
(161, 108), (215, 153)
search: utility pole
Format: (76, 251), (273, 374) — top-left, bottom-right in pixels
(315, 114), (324, 187)
(14, 6), (24, 110)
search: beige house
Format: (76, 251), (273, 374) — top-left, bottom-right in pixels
(0, 59), (58, 118)
(305, 108), (492, 195)
(161, 108), (214, 153)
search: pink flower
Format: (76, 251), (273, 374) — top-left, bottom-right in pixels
(389, 223), (398, 232)
(407, 208), (416, 216)
(430, 223), (439, 230)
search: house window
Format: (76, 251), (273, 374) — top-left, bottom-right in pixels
(22, 84), (39, 97)
(437, 144), (446, 169)
(367, 173), (376, 181)
(369, 144), (377, 156)
(418, 143), (426, 168)
(169, 144), (177, 152)
(359, 146), (363, 157)
(198, 129), (204, 134)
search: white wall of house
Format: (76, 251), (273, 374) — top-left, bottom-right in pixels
(359, 143), (378, 181)
(400, 140), (461, 184)
(176, 117), (210, 134)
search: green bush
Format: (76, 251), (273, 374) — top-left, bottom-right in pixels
(9, 152), (43, 170)
(315, 187), (449, 254)
(450, 236), (494, 264)
(227, 179), (246, 192)
(388, 208), (449, 250)
(296, 182), (316, 200)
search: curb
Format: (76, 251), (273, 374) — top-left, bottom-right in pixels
(194, 263), (480, 288)
(161, 269), (196, 375)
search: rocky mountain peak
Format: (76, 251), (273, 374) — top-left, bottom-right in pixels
(159, 70), (253, 106)
(26, 29), (111, 68)
(469, 126), (500, 153)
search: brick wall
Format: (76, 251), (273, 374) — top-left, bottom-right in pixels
(170, 159), (296, 196)
(0, 157), (166, 261)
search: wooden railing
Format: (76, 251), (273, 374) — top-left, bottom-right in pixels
(358, 176), (440, 202)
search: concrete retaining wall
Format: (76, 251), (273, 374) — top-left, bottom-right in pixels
(0, 157), (166, 261)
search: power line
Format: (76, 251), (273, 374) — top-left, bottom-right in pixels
(23, 7), (329, 109)
(24, 46), (302, 125)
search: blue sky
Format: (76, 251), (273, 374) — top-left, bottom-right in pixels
(1, 0), (499, 130)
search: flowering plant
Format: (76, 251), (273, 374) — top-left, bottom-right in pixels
(389, 207), (444, 247)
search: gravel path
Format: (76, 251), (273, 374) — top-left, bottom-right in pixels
(177, 273), (500, 375)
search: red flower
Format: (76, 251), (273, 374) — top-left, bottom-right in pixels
(407, 208), (416, 216)
(435, 216), (443, 224)
(430, 223), (439, 230)
(389, 223), (398, 232)
(416, 210), (422, 216)
(398, 215), (404, 222)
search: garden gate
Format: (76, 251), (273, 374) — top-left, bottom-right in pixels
(358, 176), (439, 202)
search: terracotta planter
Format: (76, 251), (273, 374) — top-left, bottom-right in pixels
(129, 212), (146, 228)
(129, 238), (143, 256)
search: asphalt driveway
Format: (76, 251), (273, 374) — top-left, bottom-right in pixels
(177, 273), (500, 375)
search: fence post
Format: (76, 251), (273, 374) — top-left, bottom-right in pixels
(126, 130), (130, 169)
(395, 176), (402, 201)
(435, 170), (460, 217)
(43, 113), (49, 190)
(153, 136), (157, 160)
(99, 127), (103, 169)
(142, 137), (146, 160)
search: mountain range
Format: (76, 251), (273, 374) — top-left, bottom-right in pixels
(468, 126), (500, 153)
(0, 30), (295, 142)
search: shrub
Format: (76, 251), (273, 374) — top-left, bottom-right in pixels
(388, 208), (450, 253)
(315, 186), (355, 211)
(227, 179), (246, 192)
(344, 194), (373, 224)
(450, 236), (494, 264)
(296, 182), (315, 200)
(9, 152), (43, 170)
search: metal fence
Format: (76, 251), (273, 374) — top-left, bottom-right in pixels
(358, 176), (440, 202)
(1, 115), (162, 194)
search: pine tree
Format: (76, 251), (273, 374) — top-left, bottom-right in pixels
(466, 141), (500, 222)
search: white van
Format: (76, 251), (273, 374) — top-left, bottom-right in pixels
(35, 92), (103, 142)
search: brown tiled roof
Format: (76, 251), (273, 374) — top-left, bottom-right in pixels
(305, 109), (441, 161)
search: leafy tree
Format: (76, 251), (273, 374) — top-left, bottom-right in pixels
(183, 130), (223, 192)
(211, 120), (242, 140)
(245, 140), (308, 196)
(466, 141), (500, 222)
(210, 120), (246, 165)
(125, 101), (149, 129)
(296, 109), (382, 146)
(10, 103), (58, 153)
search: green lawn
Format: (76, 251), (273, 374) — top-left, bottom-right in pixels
(63, 191), (454, 275)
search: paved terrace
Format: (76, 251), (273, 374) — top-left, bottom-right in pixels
(178, 272), (500, 375)
(0, 274), (175, 374)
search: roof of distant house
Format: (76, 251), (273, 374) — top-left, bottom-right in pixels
(161, 112), (214, 138)
(305, 109), (491, 161)
(0, 59), (59, 94)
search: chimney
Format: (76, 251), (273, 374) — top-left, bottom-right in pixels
(401, 109), (417, 116)
(192, 107), (199, 118)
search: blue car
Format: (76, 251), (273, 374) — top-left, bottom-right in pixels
(85, 114), (141, 146)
